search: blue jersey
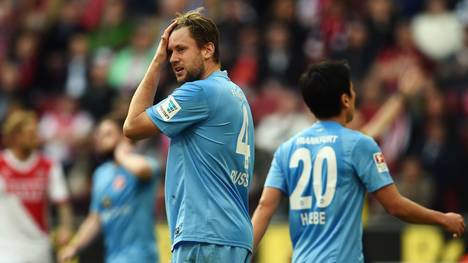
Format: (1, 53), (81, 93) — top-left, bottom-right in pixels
(90, 160), (160, 263)
(265, 121), (393, 262)
(146, 70), (255, 252)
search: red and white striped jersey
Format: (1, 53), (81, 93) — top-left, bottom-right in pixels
(0, 150), (69, 233)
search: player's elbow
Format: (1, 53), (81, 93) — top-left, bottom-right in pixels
(123, 120), (139, 140)
(257, 198), (270, 211)
(123, 122), (132, 138)
(256, 197), (277, 216)
(385, 204), (401, 217)
(384, 199), (408, 218)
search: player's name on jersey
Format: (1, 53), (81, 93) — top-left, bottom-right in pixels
(230, 87), (244, 101)
(300, 211), (326, 226)
(230, 169), (249, 187)
(296, 136), (338, 145)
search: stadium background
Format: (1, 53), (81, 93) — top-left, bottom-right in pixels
(1, 0), (467, 262)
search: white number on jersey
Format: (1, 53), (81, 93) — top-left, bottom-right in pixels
(289, 146), (338, 210)
(236, 105), (251, 170)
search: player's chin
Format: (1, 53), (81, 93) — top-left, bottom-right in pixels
(175, 74), (187, 83)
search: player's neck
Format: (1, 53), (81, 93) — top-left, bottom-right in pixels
(9, 147), (33, 161)
(318, 115), (347, 126)
(200, 61), (221, 80)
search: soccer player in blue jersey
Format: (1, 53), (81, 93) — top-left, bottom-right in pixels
(123, 9), (254, 263)
(251, 61), (465, 262)
(59, 117), (160, 263)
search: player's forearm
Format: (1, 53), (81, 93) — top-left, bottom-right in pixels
(252, 188), (283, 251)
(124, 59), (163, 133)
(360, 94), (404, 138)
(68, 213), (101, 252)
(58, 203), (74, 231)
(252, 207), (273, 252)
(387, 196), (445, 226)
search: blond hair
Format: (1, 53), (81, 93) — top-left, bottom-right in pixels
(174, 7), (220, 63)
(2, 110), (37, 138)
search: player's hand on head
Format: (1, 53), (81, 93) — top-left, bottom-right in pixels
(154, 20), (178, 63)
(443, 212), (465, 238)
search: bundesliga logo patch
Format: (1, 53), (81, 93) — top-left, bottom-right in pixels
(373, 152), (389, 173)
(157, 96), (181, 121)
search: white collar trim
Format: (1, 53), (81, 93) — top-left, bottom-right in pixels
(3, 150), (39, 172)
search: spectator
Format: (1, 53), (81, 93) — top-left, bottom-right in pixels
(258, 21), (305, 86)
(256, 85), (313, 153)
(331, 20), (373, 82)
(81, 51), (117, 120)
(395, 156), (434, 207)
(39, 95), (94, 168)
(65, 33), (90, 98)
(87, 0), (133, 51)
(412, 0), (464, 60)
(107, 20), (156, 93)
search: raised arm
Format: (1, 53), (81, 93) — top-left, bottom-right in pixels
(58, 213), (101, 263)
(114, 139), (154, 180)
(251, 187), (283, 252)
(373, 184), (465, 237)
(123, 21), (177, 140)
(360, 65), (424, 138)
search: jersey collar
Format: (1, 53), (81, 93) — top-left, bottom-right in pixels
(209, 70), (229, 80)
(3, 149), (39, 172)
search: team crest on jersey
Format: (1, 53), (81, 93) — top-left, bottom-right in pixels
(113, 175), (126, 191)
(157, 95), (181, 121)
(373, 152), (389, 173)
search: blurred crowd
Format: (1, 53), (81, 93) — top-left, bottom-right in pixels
(0, 0), (467, 226)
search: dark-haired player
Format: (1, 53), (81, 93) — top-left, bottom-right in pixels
(251, 61), (464, 262)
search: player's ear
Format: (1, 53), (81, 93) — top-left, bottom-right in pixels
(341, 92), (351, 109)
(202, 42), (215, 60)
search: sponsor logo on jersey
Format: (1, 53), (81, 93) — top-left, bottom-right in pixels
(157, 96), (181, 121)
(373, 152), (389, 173)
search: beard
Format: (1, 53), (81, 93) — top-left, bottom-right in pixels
(174, 55), (205, 84)
(183, 64), (205, 83)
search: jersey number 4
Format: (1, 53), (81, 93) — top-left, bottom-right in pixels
(236, 105), (251, 170)
(289, 147), (337, 210)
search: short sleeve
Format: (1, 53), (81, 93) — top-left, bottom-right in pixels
(90, 170), (101, 213)
(351, 136), (394, 192)
(47, 162), (70, 203)
(265, 148), (288, 194)
(145, 83), (210, 137)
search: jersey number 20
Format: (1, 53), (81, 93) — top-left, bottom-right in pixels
(289, 147), (337, 210)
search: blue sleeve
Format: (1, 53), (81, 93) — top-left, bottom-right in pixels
(89, 170), (101, 213)
(145, 83), (210, 137)
(265, 147), (288, 194)
(351, 135), (394, 192)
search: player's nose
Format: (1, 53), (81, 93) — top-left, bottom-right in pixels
(169, 52), (179, 64)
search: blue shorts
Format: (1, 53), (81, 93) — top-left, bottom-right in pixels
(172, 242), (251, 263)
